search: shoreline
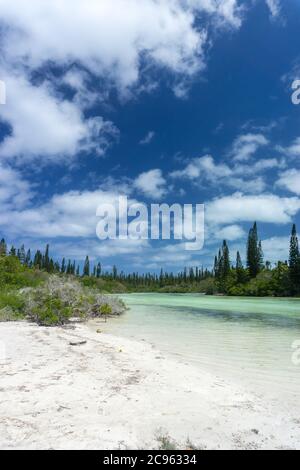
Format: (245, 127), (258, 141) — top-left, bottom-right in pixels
(1, 321), (299, 450)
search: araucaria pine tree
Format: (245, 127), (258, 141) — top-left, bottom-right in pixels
(96, 262), (101, 278)
(83, 256), (90, 277)
(236, 251), (246, 284)
(61, 258), (66, 274)
(215, 240), (231, 292)
(18, 244), (26, 265)
(43, 244), (50, 271)
(0, 238), (6, 257)
(221, 240), (231, 280)
(247, 222), (263, 278)
(289, 224), (300, 293)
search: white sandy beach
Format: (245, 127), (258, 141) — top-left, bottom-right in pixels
(0, 321), (299, 450)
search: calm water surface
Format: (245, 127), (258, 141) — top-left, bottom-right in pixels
(102, 294), (300, 401)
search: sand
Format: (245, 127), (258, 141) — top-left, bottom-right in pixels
(0, 321), (299, 450)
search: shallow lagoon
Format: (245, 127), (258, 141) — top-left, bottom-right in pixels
(103, 294), (300, 402)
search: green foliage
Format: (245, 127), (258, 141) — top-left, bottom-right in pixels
(156, 432), (178, 451)
(247, 222), (264, 278)
(100, 303), (112, 315)
(289, 224), (300, 294)
(0, 292), (25, 321)
(30, 295), (72, 326)
(0, 256), (46, 289)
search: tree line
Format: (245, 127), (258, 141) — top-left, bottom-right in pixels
(0, 222), (299, 295)
(213, 223), (300, 296)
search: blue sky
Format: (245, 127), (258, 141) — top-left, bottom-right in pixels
(0, 0), (300, 272)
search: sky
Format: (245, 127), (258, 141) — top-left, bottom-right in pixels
(0, 0), (300, 273)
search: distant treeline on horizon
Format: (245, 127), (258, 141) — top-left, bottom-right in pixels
(0, 222), (299, 296)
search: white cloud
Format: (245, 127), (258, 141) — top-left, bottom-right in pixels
(265, 0), (281, 19)
(277, 169), (300, 196)
(0, 72), (118, 164)
(133, 169), (167, 198)
(0, 162), (33, 209)
(214, 224), (245, 241)
(261, 236), (290, 263)
(279, 137), (300, 158)
(0, 188), (132, 239)
(206, 192), (300, 225)
(187, 0), (243, 28)
(229, 133), (269, 161)
(0, 0), (209, 90)
(0, 0), (244, 164)
(169, 154), (281, 193)
(139, 131), (155, 145)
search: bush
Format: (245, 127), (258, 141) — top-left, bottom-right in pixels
(0, 256), (46, 289)
(29, 295), (72, 326)
(21, 276), (126, 326)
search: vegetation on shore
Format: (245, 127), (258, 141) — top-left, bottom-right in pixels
(0, 222), (299, 304)
(0, 255), (126, 326)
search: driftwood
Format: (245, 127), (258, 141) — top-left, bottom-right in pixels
(69, 340), (87, 346)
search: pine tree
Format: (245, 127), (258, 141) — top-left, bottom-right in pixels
(213, 256), (218, 278)
(19, 244), (26, 265)
(247, 222), (262, 278)
(0, 238), (7, 256)
(61, 258), (66, 274)
(236, 251), (247, 284)
(83, 256), (90, 277)
(44, 244), (50, 271)
(96, 262), (101, 278)
(289, 224), (300, 292)
(258, 241), (264, 271)
(113, 265), (117, 280)
(9, 246), (16, 257)
(221, 240), (230, 279)
(66, 260), (72, 275)
(25, 249), (31, 266)
(33, 250), (43, 269)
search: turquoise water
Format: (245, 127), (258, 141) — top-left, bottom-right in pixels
(103, 294), (300, 401)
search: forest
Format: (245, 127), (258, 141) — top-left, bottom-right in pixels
(0, 222), (299, 297)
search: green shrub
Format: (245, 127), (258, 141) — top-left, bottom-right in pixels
(0, 256), (46, 289)
(30, 296), (72, 326)
(100, 303), (112, 315)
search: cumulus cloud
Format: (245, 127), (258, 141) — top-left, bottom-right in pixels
(277, 169), (300, 196)
(133, 169), (167, 198)
(0, 162), (33, 209)
(214, 224), (245, 241)
(0, 72), (118, 164)
(169, 154), (282, 193)
(0, 0), (245, 164)
(278, 137), (300, 158)
(229, 133), (269, 161)
(0, 0), (209, 88)
(261, 236), (290, 263)
(206, 192), (300, 225)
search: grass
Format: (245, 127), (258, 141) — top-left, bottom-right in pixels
(156, 432), (178, 450)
